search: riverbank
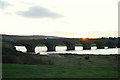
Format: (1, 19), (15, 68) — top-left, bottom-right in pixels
(3, 52), (120, 78)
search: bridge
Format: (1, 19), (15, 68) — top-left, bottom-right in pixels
(2, 35), (120, 53)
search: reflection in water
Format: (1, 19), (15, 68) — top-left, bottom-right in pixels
(15, 46), (118, 55)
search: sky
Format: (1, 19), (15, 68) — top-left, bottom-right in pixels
(0, 0), (119, 38)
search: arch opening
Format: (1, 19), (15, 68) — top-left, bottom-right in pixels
(15, 46), (27, 53)
(55, 44), (67, 52)
(75, 43), (83, 50)
(35, 44), (47, 53)
(91, 43), (97, 49)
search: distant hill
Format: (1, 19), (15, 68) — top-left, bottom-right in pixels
(1, 34), (65, 41)
(1, 34), (119, 41)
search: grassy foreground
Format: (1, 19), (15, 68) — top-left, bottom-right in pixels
(2, 64), (118, 78)
(2, 41), (119, 78)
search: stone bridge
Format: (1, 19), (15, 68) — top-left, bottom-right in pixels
(3, 37), (120, 53)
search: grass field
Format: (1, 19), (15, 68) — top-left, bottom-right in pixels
(2, 63), (119, 78)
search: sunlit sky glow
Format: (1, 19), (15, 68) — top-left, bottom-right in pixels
(0, 0), (119, 38)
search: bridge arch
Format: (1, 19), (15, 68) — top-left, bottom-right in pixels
(35, 42), (56, 52)
(105, 41), (116, 48)
(41, 42), (56, 51)
(22, 42), (56, 52)
(22, 44), (36, 52)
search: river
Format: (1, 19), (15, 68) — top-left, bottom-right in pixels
(15, 46), (119, 55)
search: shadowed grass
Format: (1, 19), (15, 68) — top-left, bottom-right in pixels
(2, 64), (118, 78)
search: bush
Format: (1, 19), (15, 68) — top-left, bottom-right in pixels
(85, 56), (90, 60)
(3, 55), (23, 64)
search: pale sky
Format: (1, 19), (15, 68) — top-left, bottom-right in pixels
(0, 0), (119, 38)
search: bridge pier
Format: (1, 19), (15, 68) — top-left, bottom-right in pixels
(95, 41), (104, 49)
(63, 41), (75, 50)
(47, 45), (56, 51)
(117, 41), (120, 48)
(43, 43), (56, 51)
(97, 46), (104, 49)
(106, 41), (116, 48)
(67, 46), (75, 50)
(108, 45), (116, 48)
(82, 43), (91, 50)
(24, 45), (36, 52)
(117, 45), (120, 48)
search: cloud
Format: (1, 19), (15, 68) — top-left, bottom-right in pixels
(17, 6), (63, 18)
(0, 1), (10, 9)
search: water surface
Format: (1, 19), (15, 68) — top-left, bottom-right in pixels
(15, 46), (119, 55)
